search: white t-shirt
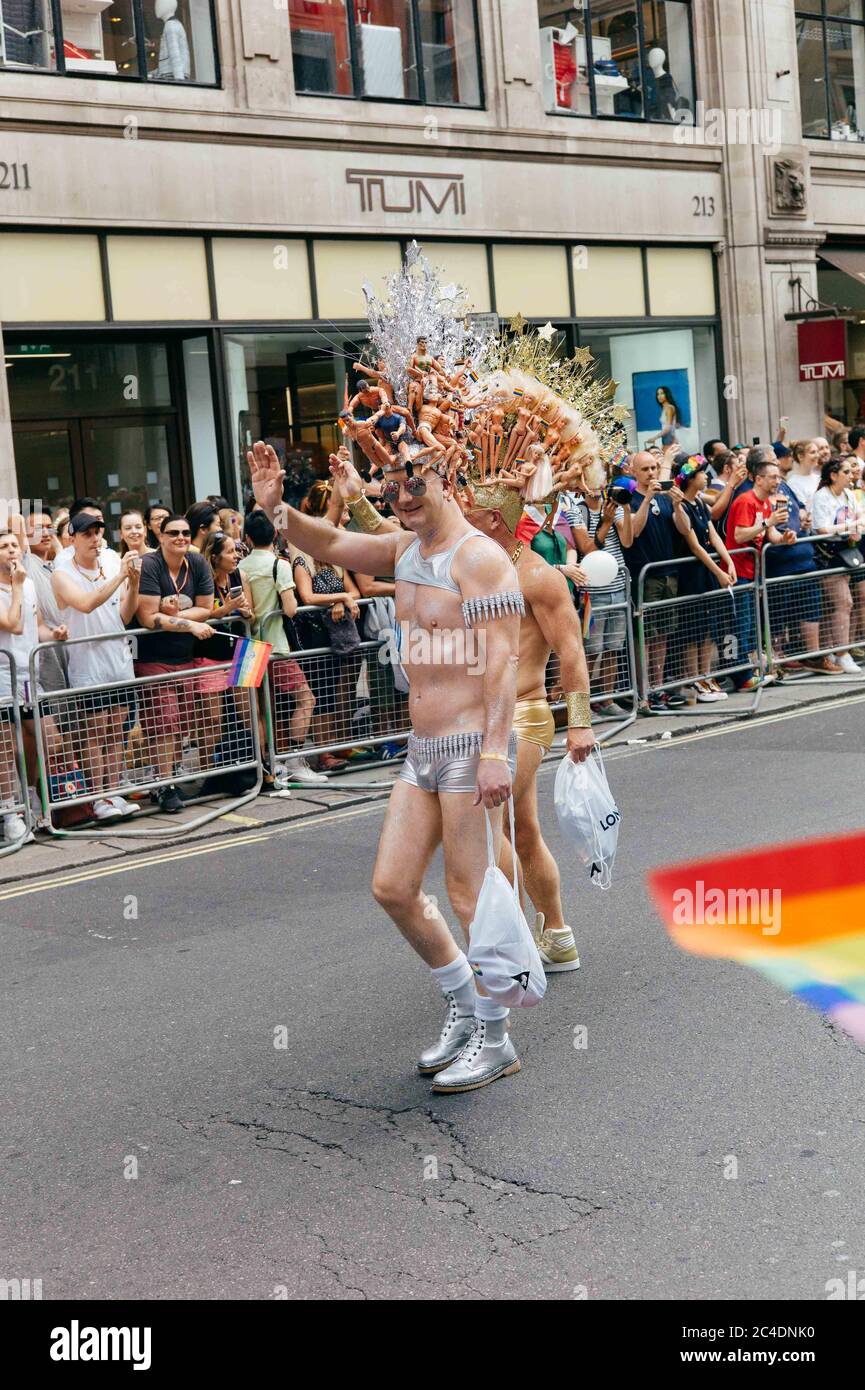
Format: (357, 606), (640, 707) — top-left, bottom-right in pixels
(811, 486), (856, 534)
(787, 472), (819, 507)
(0, 575), (40, 703)
(56, 561), (135, 690)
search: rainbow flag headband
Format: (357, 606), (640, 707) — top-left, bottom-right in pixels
(227, 636), (272, 688)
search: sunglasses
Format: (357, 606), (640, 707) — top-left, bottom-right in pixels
(381, 476), (427, 504)
(164, 528), (191, 538)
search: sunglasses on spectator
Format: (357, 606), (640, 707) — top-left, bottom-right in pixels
(164, 528), (191, 538)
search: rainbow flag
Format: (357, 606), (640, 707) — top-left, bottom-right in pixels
(580, 592), (593, 639)
(648, 830), (865, 1044)
(226, 637), (272, 689)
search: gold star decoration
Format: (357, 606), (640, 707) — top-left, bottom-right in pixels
(573, 346), (594, 368)
(537, 321), (556, 342)
(612, 403), (632, 424)
(603, 378), (619, 399)
(509, 313), (526, 335)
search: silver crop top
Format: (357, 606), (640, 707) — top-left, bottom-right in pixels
(394, 528), (485, 594)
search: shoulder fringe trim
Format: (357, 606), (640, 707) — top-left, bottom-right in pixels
(461, 590), (526, 627)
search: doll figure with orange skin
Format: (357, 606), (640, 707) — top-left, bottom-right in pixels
(353, 358), (395, 403)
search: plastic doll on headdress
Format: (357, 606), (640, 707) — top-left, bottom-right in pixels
(367, 402), (443, 469)
(352, 356), (395, 403)
(348, 378), (389, 421)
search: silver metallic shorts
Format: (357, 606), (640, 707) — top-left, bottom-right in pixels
(399, 730), (518, 794)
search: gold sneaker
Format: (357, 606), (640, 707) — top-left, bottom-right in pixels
(534, 912), (581, 973)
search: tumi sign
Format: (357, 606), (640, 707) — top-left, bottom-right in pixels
(798, 318), (847, 382)
(346, 168), (466, 216)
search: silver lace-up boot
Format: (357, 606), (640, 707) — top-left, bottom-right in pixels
(417, 990), (477, 1075)
(431, 1017), (520, 1093)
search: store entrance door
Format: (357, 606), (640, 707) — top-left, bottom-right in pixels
(11, 414), (180, 542)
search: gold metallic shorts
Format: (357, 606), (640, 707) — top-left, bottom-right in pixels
(513, 698), (556, 751)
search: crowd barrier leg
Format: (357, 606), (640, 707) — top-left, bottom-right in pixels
(0, 653), (33, 859)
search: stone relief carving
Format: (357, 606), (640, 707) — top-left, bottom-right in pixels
(772, 158), (807, 215)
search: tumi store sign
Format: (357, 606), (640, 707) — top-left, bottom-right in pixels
(798, 318), (847, 382)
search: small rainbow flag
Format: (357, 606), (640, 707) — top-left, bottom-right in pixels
(226, 637), (272, 689)
(580, 592), (593, 639)
(648, 829), (865, 1044)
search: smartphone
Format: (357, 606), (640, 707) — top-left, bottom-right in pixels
(659, 480), (676, 492)
(752, 436), (760, 446)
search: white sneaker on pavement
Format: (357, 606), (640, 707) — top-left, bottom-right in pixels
(107, 795), (140, 817)
(92, 798), (120, 821)
(282, 755), (329, 785)
(838, 653), (861, 675)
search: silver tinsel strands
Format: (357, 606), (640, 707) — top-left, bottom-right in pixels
(363, 241), (492, 407)
(461, 591), (526, 627)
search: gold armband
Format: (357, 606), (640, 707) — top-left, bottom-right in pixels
(565, 692), (592, 728)
(479, 751), (509, 762)
(347, 493), (383, 533)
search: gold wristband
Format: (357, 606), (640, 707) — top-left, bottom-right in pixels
(479, 751), (509, 761)
(344, 489), (365, 505)
(347, 493), (383, 533)
(565, 692), (592, 728)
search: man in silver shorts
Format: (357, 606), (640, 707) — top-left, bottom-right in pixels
(250, 441), (524, 1094)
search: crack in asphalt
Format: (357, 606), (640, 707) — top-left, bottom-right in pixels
(164, 1082), (615, 1297)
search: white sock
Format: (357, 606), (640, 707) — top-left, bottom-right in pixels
(475, 994), (509, 1023)
(431, 952), (475, 1000)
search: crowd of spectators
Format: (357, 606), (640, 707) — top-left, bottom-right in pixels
(1, 420), (864, 844)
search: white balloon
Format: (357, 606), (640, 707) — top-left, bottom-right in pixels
(580, 550), (619, 588)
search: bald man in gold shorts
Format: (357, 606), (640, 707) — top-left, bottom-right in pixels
(464, 484), (594, 972)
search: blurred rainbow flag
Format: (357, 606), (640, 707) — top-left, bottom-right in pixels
(648, 830), (865, 1044)
(227, 637), (271, 689)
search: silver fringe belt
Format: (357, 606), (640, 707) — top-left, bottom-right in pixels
(407, 730), (516, 761)
(461, 590), (525, 627)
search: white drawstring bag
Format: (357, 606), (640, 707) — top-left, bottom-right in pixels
(554, 745), (620, 890)
(467, 798), (547, 1008)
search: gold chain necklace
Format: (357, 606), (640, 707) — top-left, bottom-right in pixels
(510, 540), (524, 565)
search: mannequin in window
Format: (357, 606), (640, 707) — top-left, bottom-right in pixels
(645, 47), (680, 121)
(153, 0), (191, 82)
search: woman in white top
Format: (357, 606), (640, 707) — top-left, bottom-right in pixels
(119, 510), (153, 559)
(0, 529), (68, 843)
(811, 457), (864, 675)
(52, 512), (142, 821)
(787, 438), (821, 507)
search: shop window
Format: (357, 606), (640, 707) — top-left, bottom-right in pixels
(417, 241), (491, 311)
(491, 244), (570, 317)
(579, 323), (720, 455)
(313, 239), (402, 319)
(107, 236), (211, 321)
(573, 245), (645, 317)
(224, 332), (352, 508)
(646, 246), (715, 317)
(289, 0), (482, 107)
(0, 233), (106, 322)
(797, 1), (865, 139)
(536, 0), (694, 124)
(212, 239), (312, 321)
(0, 0), (218, 83)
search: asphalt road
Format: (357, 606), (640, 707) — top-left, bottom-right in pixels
(2, 697), (865, 1302)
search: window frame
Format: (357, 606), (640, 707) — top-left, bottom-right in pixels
(796, 0), (865, 140)
(538, 0), (697, 127)
(0, 0), (221, 88)
(289, 0), (485, 110)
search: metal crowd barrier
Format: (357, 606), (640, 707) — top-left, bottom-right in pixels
(546, 573), (638, 752)
(634, 549), (763, 716)
(0, 652), (33, 857)
(27, 618), (262, 839)
(762, 532), (865, 684)
(257, 596), (411, 786)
